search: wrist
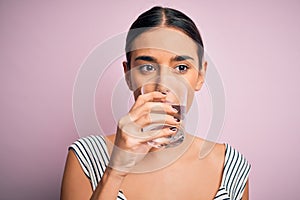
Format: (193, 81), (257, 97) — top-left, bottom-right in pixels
(106, 166), (128, 179)
(91, 167), (127, 200)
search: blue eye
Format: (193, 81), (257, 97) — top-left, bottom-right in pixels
(139, 64), (157, 74)
(175, 64), (189, 73)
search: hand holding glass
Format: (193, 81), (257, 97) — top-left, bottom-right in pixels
(141, 76), (187, 148)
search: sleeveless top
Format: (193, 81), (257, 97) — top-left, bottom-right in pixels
(69, 135), (251, 200)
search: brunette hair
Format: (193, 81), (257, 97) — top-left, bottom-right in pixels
(125, 6), (204, 69)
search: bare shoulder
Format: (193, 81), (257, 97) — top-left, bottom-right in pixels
(104, 134), (116, 154)
(61, 149), (92, 200)
(191, 137), (226, 165)
(105, 134), (116, 143)
(211, 142), (226, 161)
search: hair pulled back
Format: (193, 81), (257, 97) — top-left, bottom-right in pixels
(125, 6), (204, 69)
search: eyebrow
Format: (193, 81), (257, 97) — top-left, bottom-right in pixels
(172, 55), (194, 62)
(134, 55), (194, 63)
(134, 56), (157, 62)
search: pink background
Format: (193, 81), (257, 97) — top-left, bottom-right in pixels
(1, 0), (300, 199)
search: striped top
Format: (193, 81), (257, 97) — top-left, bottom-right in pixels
(69, 135), (251, 200)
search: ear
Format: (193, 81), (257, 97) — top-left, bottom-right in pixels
(195, 61), (207, 91)
(123, 61), (133, 90)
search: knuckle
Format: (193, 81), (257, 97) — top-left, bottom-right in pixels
(144, 114), (152, 125)
(136, 95), (145, 103)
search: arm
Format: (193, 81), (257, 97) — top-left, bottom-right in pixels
(241, 180), (249, 200)
(60, 150), (93, 200)
(61, 150), (125, 200)
(90, 167), (125, 200)
(61, 92), (178, 199)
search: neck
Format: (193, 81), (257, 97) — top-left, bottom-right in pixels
(130, 133), (196, 173)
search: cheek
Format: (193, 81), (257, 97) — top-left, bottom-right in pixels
(129, 69), (161, 90)
(128, 70), (145, 90)
(183, 73), (200, 111)
(186, 92), (195, 112)
(184, 73), (199, 89)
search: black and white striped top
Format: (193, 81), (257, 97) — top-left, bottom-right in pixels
(69, 135), (251, 200)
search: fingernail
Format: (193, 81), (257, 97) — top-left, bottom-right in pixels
(171, 105), (179, 112)
(171, 107), (178, 113)
(170, 127), (177, 131)
(174, 117), (180, 122)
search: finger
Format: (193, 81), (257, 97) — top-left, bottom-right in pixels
(143, 126), (178, 141)
(150, 136), (174, 144)
(135, 113), (180, 128)
(146, 137), (172, 148)
(132, 91), (167, 109)
(119, 114), (179, 141)
(129, 102), (178, 122)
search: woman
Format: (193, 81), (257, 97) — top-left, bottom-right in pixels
(61, 6), (250, 200)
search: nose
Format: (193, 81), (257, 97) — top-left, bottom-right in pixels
(156, 83), (169, 94)
(155, 66), (172, 94)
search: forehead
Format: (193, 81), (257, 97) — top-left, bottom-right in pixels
(131, 27), (198, 60)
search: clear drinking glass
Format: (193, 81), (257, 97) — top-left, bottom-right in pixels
(141, 75), (187, 148)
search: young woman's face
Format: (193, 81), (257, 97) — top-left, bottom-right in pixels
(124, 27), (207, 108)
